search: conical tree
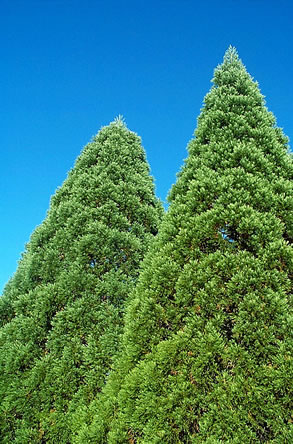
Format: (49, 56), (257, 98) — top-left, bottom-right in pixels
(0, 118), (163, 443)
(86, 48), (293, 443)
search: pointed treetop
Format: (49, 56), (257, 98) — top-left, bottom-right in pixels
(221, 45), (245, 70)
(212, 46), (248, 87)
(223, 45), (239, 63)
(112, 114), (126, 128)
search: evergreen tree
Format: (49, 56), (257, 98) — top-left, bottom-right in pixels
(0, 118), (163, 443)
(85, 48), (293, 443)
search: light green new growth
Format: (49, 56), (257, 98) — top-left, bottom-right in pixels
(223, 45), (241, 64)
(113, 114), (126, 127)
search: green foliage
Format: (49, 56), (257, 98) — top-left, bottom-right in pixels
(83, 47), (293, 443)
(0, 120), (163, 443)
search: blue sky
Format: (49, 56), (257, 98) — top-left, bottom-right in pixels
(1, 0), (292, 293)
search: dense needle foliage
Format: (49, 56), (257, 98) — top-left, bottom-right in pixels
(0, 119), (163, 443)
(81, 48), (293, 443)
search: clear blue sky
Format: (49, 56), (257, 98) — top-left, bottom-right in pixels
(1, 0), (292, 293)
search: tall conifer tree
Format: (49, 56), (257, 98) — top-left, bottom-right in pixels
(0, 119), (163, 443)
(87, 48), (292, 443)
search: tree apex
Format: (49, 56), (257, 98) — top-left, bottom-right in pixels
(223, 45), (241, 64)
(112, 115), (127, 128)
